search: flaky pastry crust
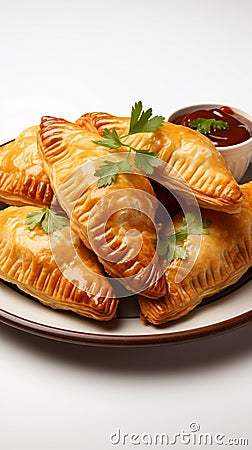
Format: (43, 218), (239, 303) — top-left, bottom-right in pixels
(77, 112), (243, 214)
(38, 117), (166, 298)
(0, 206), (118, 321)
(138, 182), (252, 325)
(0, 126), (53, 206)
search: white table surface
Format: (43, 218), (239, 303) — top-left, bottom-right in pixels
(0, 1), (251, 449)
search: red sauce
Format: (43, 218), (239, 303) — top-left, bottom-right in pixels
(170, 106), (252, 147)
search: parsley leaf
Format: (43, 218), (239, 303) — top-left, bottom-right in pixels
(189, 118), (229, 135)
(134, 150), (163, 175)
(157, 233), (188, 263)
(25, 207), (68, 234)
(173, 243), (188, 261)
(93, 101), (164, 187)
(25, 209), (45, 230)
(157, 213), (211, 262)
(129, 101), (165, 135)
(94, 158), (131, 187)
(180, 213), (211, 236)
(93, 128), (122, 149)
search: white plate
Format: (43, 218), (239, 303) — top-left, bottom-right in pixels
(0, 272), (251, 346)
(0, 160), (251, 347)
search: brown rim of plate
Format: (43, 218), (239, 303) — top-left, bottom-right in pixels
(0, 308), (251, 347)
(0, 267), (251, 346)
(0, 268), (251, 347)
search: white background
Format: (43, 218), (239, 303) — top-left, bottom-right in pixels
(0, 1), (251, 449)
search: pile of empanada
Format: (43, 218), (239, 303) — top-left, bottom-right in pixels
(0, 109), (251, 325)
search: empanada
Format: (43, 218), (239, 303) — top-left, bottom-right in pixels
(0, 126), (53, 206)
(38, 116), (166, 298)
(138, 182), (252, 325)
(0, 206), (118, 321)
(77, 112), (243, 214)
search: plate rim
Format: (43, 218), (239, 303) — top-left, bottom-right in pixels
(0, 301), (251, 347)
(0, 270), (251, 347)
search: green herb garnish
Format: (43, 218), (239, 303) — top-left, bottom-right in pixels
(93, 128), (122, 149)
(128, 102), (165, 135)
(25, 207), (68, 234)
(95, 158), (131, 188)
(93, 101), (164, 186)
(157, 213), (211, 262)
(189, 118), (229, 135)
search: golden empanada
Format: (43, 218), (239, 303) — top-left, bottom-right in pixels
(138, 182), (252, 325)
(77, 112), (129, 136)
(77, 112), (243, 214)
(38, 116), (166, 298)
(0, 206), (118, 321)
(0, 126), (53, 206)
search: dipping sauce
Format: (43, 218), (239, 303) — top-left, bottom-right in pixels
(170, 106), (252, 147)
